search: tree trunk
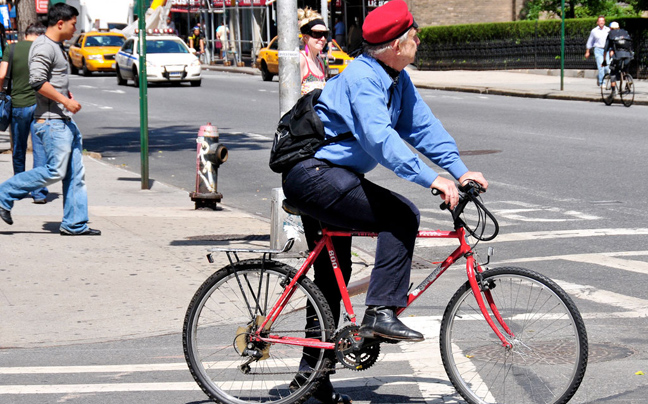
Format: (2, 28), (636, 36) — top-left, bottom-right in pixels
(16, 0), (38, 41)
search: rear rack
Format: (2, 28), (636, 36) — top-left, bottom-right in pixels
(207, 238), (295, 265)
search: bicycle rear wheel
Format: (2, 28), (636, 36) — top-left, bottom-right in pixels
(601, 74), (614, 105)
(620, 73), (634, 107)
(183, 259), (335, 404)
(440, 267), (588, 404)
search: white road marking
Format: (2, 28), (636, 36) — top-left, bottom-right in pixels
(226, 131), (270, 141)
(76, 85), (96, 89)
(416, 228), (648, 248)
(103, 89), (126, 94)
(82, 102), (113, 110)
(500, 251), (648, 276)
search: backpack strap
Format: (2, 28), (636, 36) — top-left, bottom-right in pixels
(2, 44), (15, 93)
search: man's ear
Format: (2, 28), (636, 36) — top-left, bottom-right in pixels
(391, 38), (401, 53)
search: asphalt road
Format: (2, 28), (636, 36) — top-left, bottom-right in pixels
(2, 70), (647, 404)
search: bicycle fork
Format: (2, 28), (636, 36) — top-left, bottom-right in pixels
(466, 254), (515, 348)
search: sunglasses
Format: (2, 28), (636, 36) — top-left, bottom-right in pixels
(309, 30), (329, 39)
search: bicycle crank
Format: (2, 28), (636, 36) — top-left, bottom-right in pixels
(334, 325), (381, 371)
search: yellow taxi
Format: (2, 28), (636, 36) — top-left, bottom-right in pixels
(256, 36), (353, 82)
(68, 31), (126, 76)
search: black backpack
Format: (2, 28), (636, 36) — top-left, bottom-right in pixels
(269, 89), (353, 173)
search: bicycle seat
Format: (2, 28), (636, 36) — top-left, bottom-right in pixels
(282, 199), (305, 216)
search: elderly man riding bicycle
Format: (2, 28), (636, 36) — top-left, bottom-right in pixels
(281, 2), (488, 401)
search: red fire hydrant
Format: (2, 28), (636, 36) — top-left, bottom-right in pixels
(190, 123), (228, 209)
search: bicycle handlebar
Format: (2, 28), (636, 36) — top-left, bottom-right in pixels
(432, 181), (499, 241)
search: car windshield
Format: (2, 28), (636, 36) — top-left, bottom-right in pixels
(145, 39), (189, 54)
(85, 35), (125, 47)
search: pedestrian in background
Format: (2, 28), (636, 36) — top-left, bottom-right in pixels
(298, 8), (328, 95)
(585, 15), (610, 87)
(0, 3), (100, 236)
(216, 21), (229, 61)
(334, 17), (345, 47)
(0, 22), (48, 204)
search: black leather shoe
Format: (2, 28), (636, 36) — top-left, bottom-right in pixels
(358, 306), (424, 342)
(60, 228), (102, 236)
(0, 207), (12, 225)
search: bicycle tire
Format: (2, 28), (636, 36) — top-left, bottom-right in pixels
(183, 259), (336, 404)
(440, 267), (588, 404)
(601, 74), (614, 105)
(620, 73), (634, 107)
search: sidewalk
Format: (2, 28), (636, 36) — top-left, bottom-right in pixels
(204, 64), (648, 105)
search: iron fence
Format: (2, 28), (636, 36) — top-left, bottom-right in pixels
(416, 34), (648, 79)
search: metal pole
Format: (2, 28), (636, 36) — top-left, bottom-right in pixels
(321, 0), (328, 29)
(138, 0), (150, 190)
(277, 0), (300, 116)
(560, 0), (565, 91)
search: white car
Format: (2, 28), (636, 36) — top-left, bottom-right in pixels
(115, 33), (202, 87)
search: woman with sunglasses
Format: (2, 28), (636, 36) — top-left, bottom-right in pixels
(298, 8), (330, 96)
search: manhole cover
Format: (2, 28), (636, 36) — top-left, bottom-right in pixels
(459, 150), (501, 156)
(187, 234), (270, 242)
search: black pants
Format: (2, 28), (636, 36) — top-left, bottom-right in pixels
(283, 158), (420, 308)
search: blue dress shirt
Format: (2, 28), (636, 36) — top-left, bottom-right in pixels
(314, 54), (468, 189)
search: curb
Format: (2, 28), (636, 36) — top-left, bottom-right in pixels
(413, 83), (648, 106)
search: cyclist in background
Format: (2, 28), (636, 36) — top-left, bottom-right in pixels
(603, 21), (633, 93)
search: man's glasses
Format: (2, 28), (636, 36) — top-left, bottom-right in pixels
(309, 30), (329, 39)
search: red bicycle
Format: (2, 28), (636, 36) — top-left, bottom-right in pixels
(183, 182), (588, 404)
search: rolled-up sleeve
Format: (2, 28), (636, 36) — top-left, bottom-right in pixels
(29, 42), (50, 91)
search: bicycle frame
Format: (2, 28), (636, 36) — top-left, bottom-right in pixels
(254, 226), (515, 350)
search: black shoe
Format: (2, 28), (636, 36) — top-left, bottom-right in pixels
(289, 373), (352, 404)
(60, 228), (101, 236)
(0, 207), (12, 225)
(358, 306), (424, 342)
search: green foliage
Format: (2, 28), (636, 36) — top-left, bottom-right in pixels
(520, 0), (642, 20)
(418, 17), (648, 45)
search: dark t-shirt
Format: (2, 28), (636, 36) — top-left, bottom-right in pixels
(2, 40), (37, 108)
(189, 32), (204, 51)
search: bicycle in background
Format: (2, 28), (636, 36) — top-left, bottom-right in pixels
(601, 59), (635, 107)
(183, 182), (588, 404)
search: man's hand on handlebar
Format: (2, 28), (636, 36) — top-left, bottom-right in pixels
(459, 172), (488, 192)
(431, 172), (488, 210)
(431, 176), (460, 210)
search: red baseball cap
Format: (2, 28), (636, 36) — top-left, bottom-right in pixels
(363, 0), (418, 45)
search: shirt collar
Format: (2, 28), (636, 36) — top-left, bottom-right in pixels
(359, 54), (401, 89)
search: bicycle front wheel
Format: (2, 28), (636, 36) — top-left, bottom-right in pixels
(183, 259), (335, 404)
(620, 73), (634, 107)
(601, 74), (614, 105)
(440, 267), (588, 404)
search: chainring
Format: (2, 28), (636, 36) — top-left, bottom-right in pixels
(333, 325), (381, 371)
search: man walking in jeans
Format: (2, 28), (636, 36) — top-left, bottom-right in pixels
(0, 3), (100, 236)
(585, 15), (610, 86)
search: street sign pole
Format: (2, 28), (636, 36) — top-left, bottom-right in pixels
(560, 0), (565, 91)
(277, 0), (300, 116)
(138, 1), (150, 189)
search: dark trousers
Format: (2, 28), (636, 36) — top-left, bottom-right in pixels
(283, 158), (420, 308)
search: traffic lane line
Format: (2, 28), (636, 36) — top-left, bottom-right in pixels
(499, 251), (648, 276)
(415, 228), (648, 248)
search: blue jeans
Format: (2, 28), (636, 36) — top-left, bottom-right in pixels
(282, 158), (419, 308)
(11, 104), (48, 201)
(0, 119), (90, 233)
(594, 47), (610, 86)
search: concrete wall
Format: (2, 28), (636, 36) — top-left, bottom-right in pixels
(408, 0), (526, 27)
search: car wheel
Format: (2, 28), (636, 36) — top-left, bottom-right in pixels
(82, 58), (91, 76)
(190, 79), (202, 87)
(116, 67), (126, 86)
(70, 61), (79, 75)
(261, 61), (274, 82)
(133, 67), (140, 88)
